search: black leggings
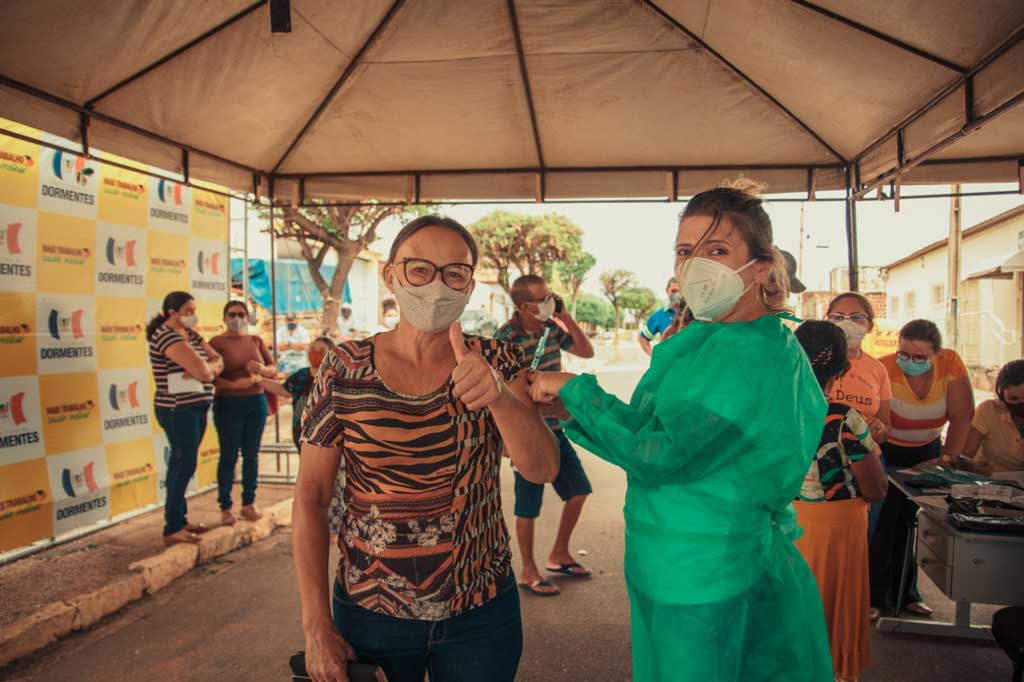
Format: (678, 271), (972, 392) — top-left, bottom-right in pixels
(868, 439), (941, 609)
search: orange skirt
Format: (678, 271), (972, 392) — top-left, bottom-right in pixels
(794, 498), (872, 678)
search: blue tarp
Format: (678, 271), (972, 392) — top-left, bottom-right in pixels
(231, 258), (350, 314)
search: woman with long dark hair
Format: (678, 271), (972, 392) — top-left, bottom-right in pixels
(530, 183), (832, 681)
(208, 300), (277, 524)
(147, 291), (223, 544)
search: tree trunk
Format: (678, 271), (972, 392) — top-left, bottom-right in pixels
(613, 306), (621, 347)
(321, 243), (359, 335)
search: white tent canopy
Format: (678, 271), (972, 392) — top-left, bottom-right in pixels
(1, 0), (1022, 204)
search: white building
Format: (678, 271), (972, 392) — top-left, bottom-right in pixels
(883, 204), (1024, 385)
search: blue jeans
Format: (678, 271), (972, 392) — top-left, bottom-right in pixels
(514, 430), (592, 518)
(155, 403), (209, 536)
(332, 577), (522, 682)
(213, 394), (268, 511)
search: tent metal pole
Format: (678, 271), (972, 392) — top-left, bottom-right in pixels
(278, 162), (841, 179)
(506, 0), (546, 200)
(787, 0), (966, 73)
(84, 1), (268, 107)
(845, 167), (859, 292)
(642, 0), (846, 163)
(271, 0), (406, 173)
(268, 178), (281, 443)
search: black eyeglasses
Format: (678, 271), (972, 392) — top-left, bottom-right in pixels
(397, 258), (474, 291)
(897, 351), (932, 364)
(226, 311), (247, 319)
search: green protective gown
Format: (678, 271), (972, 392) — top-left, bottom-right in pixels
(560, 315), (833, 682)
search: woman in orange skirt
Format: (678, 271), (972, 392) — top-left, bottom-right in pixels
(793, 321), (889, 682)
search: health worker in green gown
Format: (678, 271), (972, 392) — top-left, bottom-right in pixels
(529, 183), (833, 682)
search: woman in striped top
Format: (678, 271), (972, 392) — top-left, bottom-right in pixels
(146, 291), (223, 545)
(869, 319), (974, 618)
(292, 216), (559, 682)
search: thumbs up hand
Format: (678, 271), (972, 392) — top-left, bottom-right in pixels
(450, 323), (507, 412)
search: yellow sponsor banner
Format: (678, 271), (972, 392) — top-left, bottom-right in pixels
(146, 228), (189, 298)
(0, 457), (53, 552)
(862, 319), (900, 360)
(0, 291), (37, 377)
(190, 187), (229, 241)
(96, 296), (147, 370)
(40, 372), (101, 455)
(196, 299), (226, 339)
(195, 425), (219, 489)
(0, 119), (42, 209)
(36, 211), (96, 295)
(105, 438), (158, 518)
(97, 152), (148, 228)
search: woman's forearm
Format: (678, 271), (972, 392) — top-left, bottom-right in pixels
(491, 391), (558, 484)
(943, 417), (972, 456)
(292, 495), (334, 633)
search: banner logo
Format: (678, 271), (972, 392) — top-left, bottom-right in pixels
(2, 222), (21, 255)
(61, 462), (99, 497)
(156, 179), (184, 207)
(196, 250), (220, 275)
(108, 382), (140, 411)
(51, 150), (95, 187)
(105, 237), (137, 267)
(48, 308), (85, 340)
(0, 392), (27, 425)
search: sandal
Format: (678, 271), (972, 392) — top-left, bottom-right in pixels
(185, 522), (212, 534)
(518, 579), (560, 596)
(163, 530), (201, 545)
(869, 608), (880, 622)
(546, 561), (593, 578)
(240, 505), (262, 522)
(905, 601), (934, 617)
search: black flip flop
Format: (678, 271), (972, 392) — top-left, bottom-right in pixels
(518, 579), (560, 596)
(546, 562), (593, 578)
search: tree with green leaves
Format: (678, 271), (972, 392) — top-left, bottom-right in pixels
(269, 203), (424, 334)
(557, 250), (597, 318)
(574, 292), (616, 329)
(468, 211), (584, 294)
(599, 269), (637, 334)
(619, 287), (658, 328)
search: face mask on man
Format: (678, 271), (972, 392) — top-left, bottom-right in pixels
(836, 319), (867, 350)
(676, 257), (756, 322)
(668, 292), (683, 308)
(287, 322), (297, 331)
(384, 312), (400, 329)
(226, 318), (247, 333)
(534, 297), (556, 322)
(391, 278), (470, 333)
(308, 350), (326, 369)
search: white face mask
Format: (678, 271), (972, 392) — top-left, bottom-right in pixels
(676, 257), (756, 322)
(534, 297), (556, 322)
(226, 318), (247, 333)
(390, 278), (470, 333)
(384, 312), (400, 329)
(178, 314), (198, 329)
(836, 319), (867, 350)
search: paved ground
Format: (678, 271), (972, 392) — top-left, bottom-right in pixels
(2, 364), (1013, 682)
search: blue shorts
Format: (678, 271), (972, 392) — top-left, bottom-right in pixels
(514, 431), (592, 519)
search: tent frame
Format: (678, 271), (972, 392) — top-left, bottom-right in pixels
(2, 0), (1023, 294)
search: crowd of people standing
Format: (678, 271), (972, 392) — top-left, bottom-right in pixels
(145, 188), (1022, 681)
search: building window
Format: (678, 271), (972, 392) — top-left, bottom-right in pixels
(889, 296), (899, 315)
(931, 283), (945, 306)
(905, 291), (917, 311)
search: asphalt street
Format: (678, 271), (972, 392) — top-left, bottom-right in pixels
(1, 365), (1010, 682)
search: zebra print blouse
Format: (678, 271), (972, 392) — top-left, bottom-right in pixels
(301, 335), (526, 621)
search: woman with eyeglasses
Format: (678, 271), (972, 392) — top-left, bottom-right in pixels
(825, 293), (892, 446)
(292, 216), (559, 682)
(869, 319), (974, 619)
(208, 301), (277, 524)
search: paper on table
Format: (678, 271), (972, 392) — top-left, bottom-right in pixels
(167, 372), (204, 394)
(913, 495), (950, 511)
